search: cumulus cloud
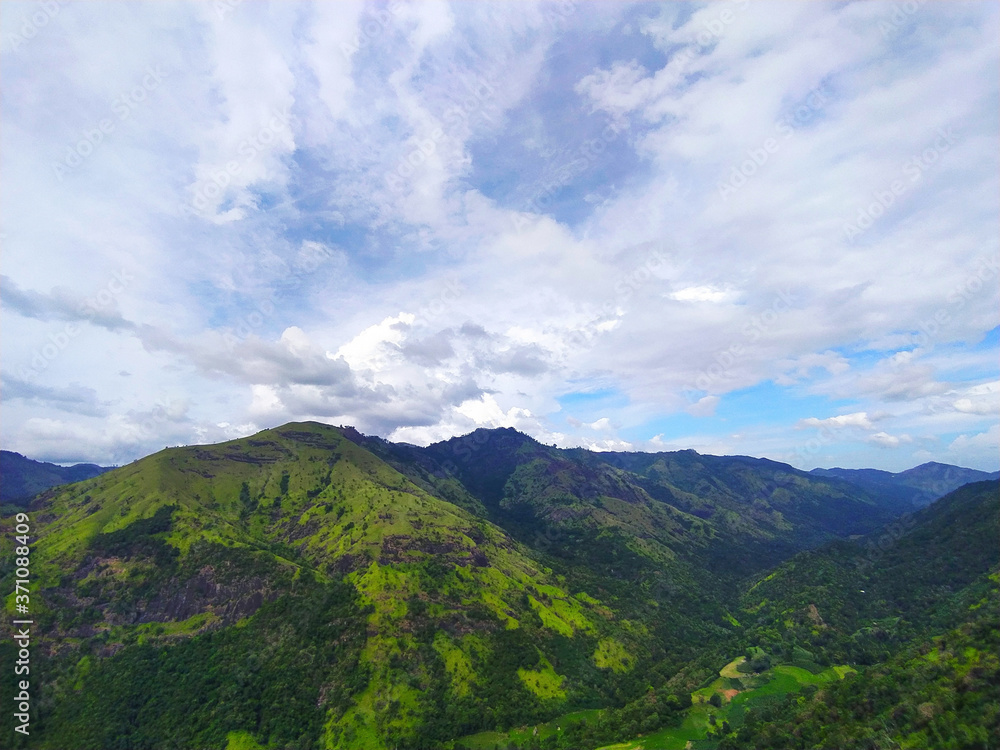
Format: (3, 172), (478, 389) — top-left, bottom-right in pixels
(950, 380), (1000, 416)
(797, 412), (879, 431)
(867, 431), (912, 448)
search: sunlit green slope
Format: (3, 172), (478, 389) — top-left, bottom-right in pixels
(1, 423), (677, 749)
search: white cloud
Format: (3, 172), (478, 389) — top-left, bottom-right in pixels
(1, 1), (996, 470)
(945, 424), (1000, 468)
(335, 313), (415, 376)
(669, 285), (736, 303)
(686, 395), (720, 418)
(304, 2), (364, 121)
(951, 380), (1000, 416)
(187, 3), (298, 220)
(798, 412), (878, 431)
(867, 431), (911, 448)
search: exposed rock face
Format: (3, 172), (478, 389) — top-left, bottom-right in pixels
(377, 534), (475, 565)
(140, 568), (274, 624)
(61, 555), (279, 635)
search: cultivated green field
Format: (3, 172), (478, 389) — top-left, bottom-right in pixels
(449, 709), (604, 748)
(596, 657), (855, 750)
(452, 654), (855, 750)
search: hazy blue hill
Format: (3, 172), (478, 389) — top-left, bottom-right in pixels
(0, 449), (112, 507)
(811, 461), (999, 508)
(592, 448), (910, 573)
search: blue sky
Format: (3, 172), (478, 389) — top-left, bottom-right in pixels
(1, 0), (997, 471)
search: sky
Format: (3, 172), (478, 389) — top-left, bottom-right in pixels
(1, 0), (998, 472)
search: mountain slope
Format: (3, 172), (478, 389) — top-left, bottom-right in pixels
(2, 423), (967, 750)
(2, 423), (716, 749)
(587, 480), (1000, 750)
(412, 433), (908, 582)
(719, 600), (999, 750)
(0, 450), (112, 507)
(738, 480), (999, 668)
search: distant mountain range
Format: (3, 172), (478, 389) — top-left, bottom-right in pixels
(0, 450), (112, 506)
(811, 461), (999, 509)
(4, 441), (991, 514)
(0, 424), (996, 749)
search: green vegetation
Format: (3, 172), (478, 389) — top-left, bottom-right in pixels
(719, 603), (999, 749)
(0, 423), (995, 749)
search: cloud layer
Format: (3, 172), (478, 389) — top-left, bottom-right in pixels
(1, 0), (997, 471)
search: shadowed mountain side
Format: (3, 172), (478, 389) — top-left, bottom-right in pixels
(1, 450), (112, 507)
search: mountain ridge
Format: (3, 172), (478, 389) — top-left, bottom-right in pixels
(2, 422), (996, 749)
(811, 461), (999, 509)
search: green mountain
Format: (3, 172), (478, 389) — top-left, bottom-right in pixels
(587, 479), (998, 750)
(715, 479), (1000, 750)
(1, 423), (991, 750)
(719, 598), (999, 750)
(374, 430), (907, 573)
(0, 450), (112, 508)
(738, 480), (999, 662)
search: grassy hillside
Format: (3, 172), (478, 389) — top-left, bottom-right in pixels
(739, 480), (1000, 665)
(599, 481), (999, 750)
(0, 423), (706, 749)
(719, 588), (999, 750)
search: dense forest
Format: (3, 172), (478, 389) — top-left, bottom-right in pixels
(1, 423), (995, 749)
